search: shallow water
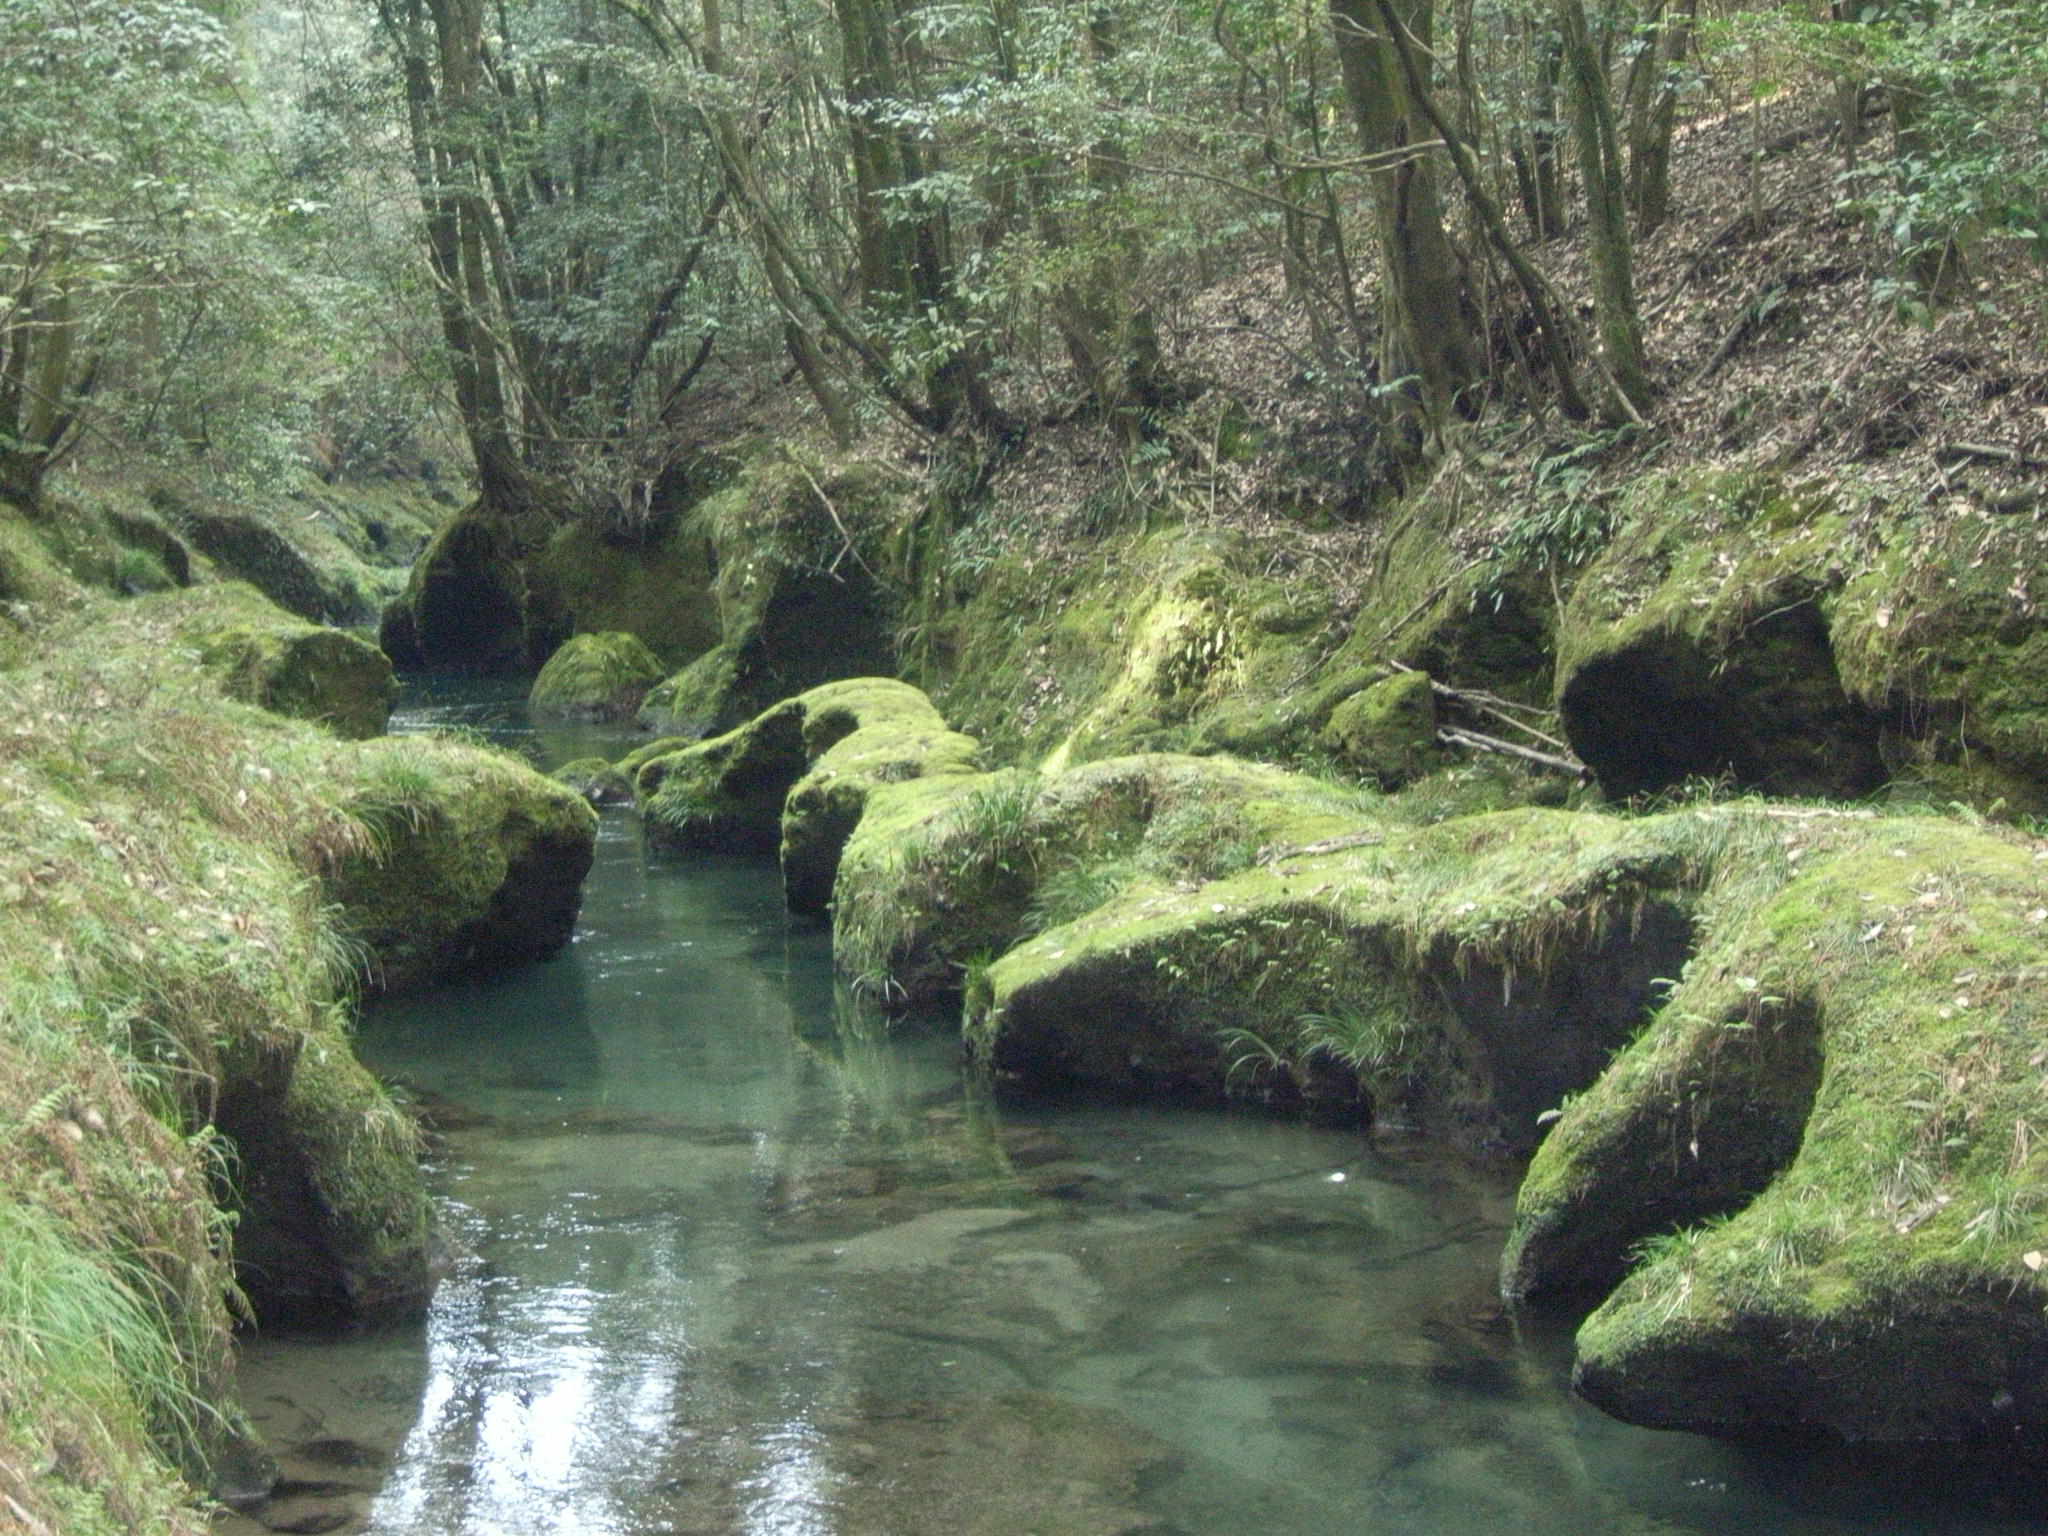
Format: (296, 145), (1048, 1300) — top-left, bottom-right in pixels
(226, 680), (2048, 1536)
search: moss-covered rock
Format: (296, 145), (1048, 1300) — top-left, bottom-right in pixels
(635, 677), (980, 913)
(834, 753), (1376, 1007)
(1554, 475), (1883, 801)
(529, 514), (721, 668)
(962, 800), (1697, 1146)
(379, 501), (528, 672)
(1322, 670), (1442, 787)
(553, 756), (635, 807)
(1500, 811), (2048, 1450)
(215, 1034), (439, 1326)
(636, 458), (910, 738)
(328, 736), (598, 992)
(529, 630), (666, 721)
(139, 583), (398, 738)
(153, 488), (371, 626)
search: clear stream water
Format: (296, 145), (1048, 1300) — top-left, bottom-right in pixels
(223, 680), (2047, 1536)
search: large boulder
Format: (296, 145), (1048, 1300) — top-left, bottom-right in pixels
(633, 677), (980, 914)
(963, 800), (1695, 1147)
(152, 582), (397, 738)
(1321, 670), (1443, 788)
(832, 753), (1374, 1007)
(529, 630), (666, 721)
(1501, 813), (2048, 1450)
(635, 458), (909, 738)
(328, 736), (598, 991)
(379, 502), (528, 672)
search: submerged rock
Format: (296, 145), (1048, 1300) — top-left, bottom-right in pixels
(529, 630), (666, 721)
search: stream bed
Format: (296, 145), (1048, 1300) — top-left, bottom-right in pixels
(221, 681), (2047, 1536)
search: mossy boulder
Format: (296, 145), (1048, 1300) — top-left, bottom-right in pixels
(834, 753), (1377, 1007)
(1503, 812), (2048, 1450)
(1321, 670), (1442, 787)
(153, 487), (370, 625)
(529, 514), (721, 668)
(328, 736), (598, 991)
(379, 501), (529, 672)
(636, 458), (910, 738)
(215, 1035), (440, 1326)
(530, 630), (667, 721)
(144, 582), (398, 738)
(634, 677), (980, 913)
(962, 800), (1696, 1145)
(553, 756), (635, 807)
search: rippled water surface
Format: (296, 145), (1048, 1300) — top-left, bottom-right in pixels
(224, 679), (2048, 1536)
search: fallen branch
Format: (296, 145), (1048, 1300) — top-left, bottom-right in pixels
(1264, 830), (1387, 864)
(1935, 441), (2048, 473)
(1439, 726), (1587, 777)
(1390, 661), (1571, 751)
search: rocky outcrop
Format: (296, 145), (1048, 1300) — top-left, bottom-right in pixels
(150, 582), (398, 738)
(632, 677), (980, 914)
(329, 736), (598, 991)
(378, 503), (529, 672)
(529, 630), (666, 721)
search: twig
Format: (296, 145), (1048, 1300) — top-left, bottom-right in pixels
(1264, 830), (1387, 863)
(1935, 441), (2048, 472)
(1438, 726), (1586, 777)
(1389, 661), (1570, 749)
(784, 452), (884, 587)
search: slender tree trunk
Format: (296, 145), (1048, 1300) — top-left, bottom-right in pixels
(1624, 0), (1695, 233)
(1327, 0), (1481, 454)
(1557, 0), (1652, 412)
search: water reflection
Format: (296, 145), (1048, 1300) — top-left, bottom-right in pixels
(219, 684), (2048, 1536)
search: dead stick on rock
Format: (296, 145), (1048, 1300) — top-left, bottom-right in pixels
(1439, 726), (1587, 777)
(1263, 830), (1387, 864)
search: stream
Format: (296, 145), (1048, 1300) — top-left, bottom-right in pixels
(221, 679), (2048, 1536)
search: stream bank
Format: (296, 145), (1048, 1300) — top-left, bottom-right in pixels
(219, 682), (2048, 1536)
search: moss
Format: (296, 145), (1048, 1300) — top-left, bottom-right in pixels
(1321, 670), (1442, 788)
(634, 457), (913, 737)
(956, 797), (1699, 1143)
(1501, 812), (2048, 1448)
(633, 676), (981, 913)
(0, 504), (87, 610)
(328, 734), (598, 992)
(552, 756), (634, 807)
(529, 516), (720, 668)
(529, 630), (666, 721)
(122, 583), (398, 739)
(834, 752), (1387, 1012)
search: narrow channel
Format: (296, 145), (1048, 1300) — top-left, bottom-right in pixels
(223, 682), (2045, 1536)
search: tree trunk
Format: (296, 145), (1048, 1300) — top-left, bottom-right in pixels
(1327, 0), (1481, 455)
(1557, 0), (1652, 413)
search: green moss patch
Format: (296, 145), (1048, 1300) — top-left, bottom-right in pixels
(0, 589), (598, 1529)
(529, 631), (667, 722)
(634, 677), (980, 914)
